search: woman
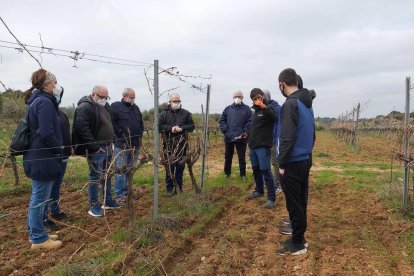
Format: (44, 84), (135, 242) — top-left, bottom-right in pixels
(24, 68), (63, 250)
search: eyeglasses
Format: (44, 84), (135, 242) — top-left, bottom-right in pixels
(95, 93), (111, 100)
(171, 100), (181, 103)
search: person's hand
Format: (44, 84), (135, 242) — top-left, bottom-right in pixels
(241, 132), (248, 139)
(279, 168), (285, 176)
(175, 127), (183, 132)
(254, 99), (266, 109)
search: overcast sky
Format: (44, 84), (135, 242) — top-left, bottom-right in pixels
(1, 0), (414, 118)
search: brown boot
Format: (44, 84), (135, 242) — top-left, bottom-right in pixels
(31, 239), (62, 250)
(29, 234), (58, 243)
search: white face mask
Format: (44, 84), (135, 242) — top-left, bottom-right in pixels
(53, 84), (62, 96)
(234, 98), (242, 105)
(96, 98), (107, 106)
(171, 103), (181, 110)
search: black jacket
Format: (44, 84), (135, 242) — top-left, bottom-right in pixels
(58, 110), (72, 158)
(111, 100), (144, 149)
(158, 105), (195, 160)
(219, 102), (252, 143)
(72, 96), (115, 155)
(247, 105), (276, 149)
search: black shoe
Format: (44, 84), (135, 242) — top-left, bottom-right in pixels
(50, 212), (68, 221)
(276, 239), (307, 256)
(44, 219), (59, 232)
(279, 225), (292, 235)
(166, 191), (174, 197)
(283, 237), (308, 248)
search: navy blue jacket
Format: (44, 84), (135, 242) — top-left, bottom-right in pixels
(23, 90), (63, 181)
(277, 89), (315, 168)
(267, 99), (281, 146)
(248, 105), (276, 149)
(219, 102), (252, 143)
(111, 100), (144, 149)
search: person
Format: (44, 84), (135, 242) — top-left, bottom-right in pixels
(111, 88), (144, 202)
(72, 85), (119, 217)
(262, 90), (282, 194)
(23, 69), (63, 250)
(43, 86), (72, 231)
(246, 88), (277, 208)
(219, 90), (252, 181)
(276, 68), (315, 256)
(159, 93), (195, 197)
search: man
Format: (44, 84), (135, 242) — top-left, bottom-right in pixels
(276, 68), (315, 256)
(72, 85), (119, 217)
(159, 93), (195, 197)
(111, 88), (144, 203)
(219, 90), (252, 181)
(262, 90), (282, 194)
(246, 88), (277, 208)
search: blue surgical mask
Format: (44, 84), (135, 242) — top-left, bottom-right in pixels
(55, 95), (61, 105)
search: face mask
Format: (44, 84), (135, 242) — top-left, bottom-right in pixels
(55, 95), (61, 105)
(53, 84), (63, 96)
(124, 98), (135, 104)
(279, 83), (287, 98)
(171, 103), (181, 110)
(234, 98), (242, 105)
(96, 98), (107, 106)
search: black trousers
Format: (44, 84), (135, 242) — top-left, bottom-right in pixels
(224, 142), (247, 177)
(281, 159), (310, 244)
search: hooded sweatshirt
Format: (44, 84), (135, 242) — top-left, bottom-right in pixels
(277, 89), (315, 168)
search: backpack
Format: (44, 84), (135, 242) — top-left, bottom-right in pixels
(9, 98), (40, 156)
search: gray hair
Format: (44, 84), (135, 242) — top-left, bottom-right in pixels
(122, 88), (135, 97)
(169, 92), (180, 100)
(92, 85), (106, 94)
(262, 89), (271, 102)
(43, 71), (56, 87)
(233, 90), (243, 97)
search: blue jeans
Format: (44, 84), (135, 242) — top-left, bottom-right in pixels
(28, 179), (53, 244)
(46, 159), (68, 216)
(114, 146), (139, 197)
(88, 148), (114, 207)
(249, 147), (276, 202)
(165, 163), (185, 192)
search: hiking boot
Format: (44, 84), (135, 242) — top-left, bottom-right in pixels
(102, 200), (121, 210)
(279, 225), (293, 235)
(263, 200), (275, 209)
(275, 187), (283, 194)
(88, 205), (104, 217)
(30, 234), (58, 243)
(247, 191), (264, 200)
(282, 217), (291, 225)
(50, 212), (68, 221)
(44, 219), (59, 232)
(276, 239), (307, 256)
(31, 239), (62, 250)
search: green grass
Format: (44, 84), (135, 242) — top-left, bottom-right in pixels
(313, 170), (337, 188)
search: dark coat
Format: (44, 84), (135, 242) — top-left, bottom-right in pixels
(72, 96), (114, 155)
(247, 105), (276, 149)
(58, 110), (72, 158)
(267, 99), (281, 145)
(158, 105), (195, 161)
(111, 100), (144, 149)
(23, 90), (63, 181)
(219, 102), (252, 143)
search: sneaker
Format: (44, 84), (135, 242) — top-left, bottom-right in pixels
(263, 200), (275, 209)
(30, 234), (58, 243)
(241, 176), (247, 182)
(282, 217), (291, 225)
(88, 205), (104, 217)
(101, 200), (121, 210)
(166, 190), (174, 197)
(276, 239), (307, 256)
(50, 212), (68, 221)
(279, 225), (293, 235)
(44, 219), (59, 232)
(225, 174), (231, 178)
(117, 195), (127, 203)
(283, 237), (308, 248)
(275, 187), (283, 194)
(31, 238), (62, 250)
(247, 191), (264, 200)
